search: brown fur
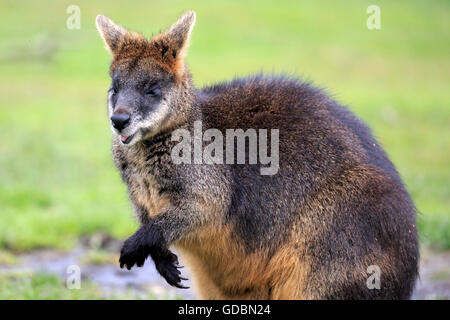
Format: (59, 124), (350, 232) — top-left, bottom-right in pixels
(176, 226), (305, 299)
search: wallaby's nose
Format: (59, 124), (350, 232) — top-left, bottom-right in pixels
(110, 114), (130, 131)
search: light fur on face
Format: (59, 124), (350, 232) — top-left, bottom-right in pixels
(108, 93), (171, 146)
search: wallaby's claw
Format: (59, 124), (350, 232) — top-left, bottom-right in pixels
(152, 248), (189, 289)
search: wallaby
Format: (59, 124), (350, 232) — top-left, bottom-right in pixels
(96, 11), (419, 299)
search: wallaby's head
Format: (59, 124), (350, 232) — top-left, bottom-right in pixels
(96, 11), (196, 146)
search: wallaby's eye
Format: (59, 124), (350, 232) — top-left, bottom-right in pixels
(145, 87), (161, 97)
(109, 87), (118, 96)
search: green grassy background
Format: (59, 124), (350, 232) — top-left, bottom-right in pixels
(0, 0), (449, 255)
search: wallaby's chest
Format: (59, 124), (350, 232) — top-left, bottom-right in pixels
(126, 163), (170, 219)
(113, 140), (175, 221)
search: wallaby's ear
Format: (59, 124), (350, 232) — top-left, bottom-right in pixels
(152, 11), (196, 79)
(163, 10), (196, 59)
(96, 14), (128, 54)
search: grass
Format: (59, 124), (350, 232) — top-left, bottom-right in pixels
(0, 0), (449, 254)
(0, 272), (104, 299)
(0, 271), (161, 299)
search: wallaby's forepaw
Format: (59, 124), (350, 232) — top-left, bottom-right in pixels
(152, 248), (189, 289)
(119, 232), (148, 270)
(119, 224), (189, 288)
(119, 224), (160, 270)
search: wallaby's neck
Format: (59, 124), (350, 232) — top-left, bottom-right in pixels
(175, 76), (202, 131)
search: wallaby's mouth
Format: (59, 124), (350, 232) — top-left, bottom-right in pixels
(120, 132), (136, 145)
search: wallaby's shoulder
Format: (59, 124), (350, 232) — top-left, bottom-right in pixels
(196, 74), (365, 145)
(199, 74), (327, 112)
(198, 74), (332, 130)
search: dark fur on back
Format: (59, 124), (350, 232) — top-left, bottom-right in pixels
(96, 12), (419, 299)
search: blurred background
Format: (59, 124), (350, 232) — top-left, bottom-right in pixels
(0, 0), (448, 299)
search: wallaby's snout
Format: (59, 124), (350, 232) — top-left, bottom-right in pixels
(110, 113), (130, 131)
